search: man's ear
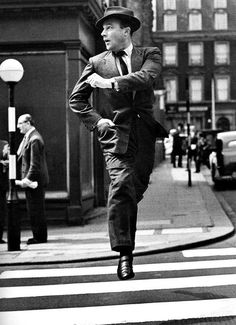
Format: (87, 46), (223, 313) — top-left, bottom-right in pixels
(124, 26), (131, 37)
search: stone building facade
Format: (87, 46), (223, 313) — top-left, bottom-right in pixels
(0, 0), (105, 225)
(151, 0), (236, 132)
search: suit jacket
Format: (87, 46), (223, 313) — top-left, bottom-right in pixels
(18, 129), (49, 187)
(0, 140), (8, 192)
(69, 46), (168, 154)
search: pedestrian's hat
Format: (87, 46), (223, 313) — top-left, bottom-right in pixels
(96, 6), (141, 32)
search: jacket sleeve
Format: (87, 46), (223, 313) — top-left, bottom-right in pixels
(115, 47), (162, 92)
(69, 60), (102, 131)
(26, 138), (42, 181)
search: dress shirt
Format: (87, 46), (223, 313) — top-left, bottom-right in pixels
(114, 43), (133, 75)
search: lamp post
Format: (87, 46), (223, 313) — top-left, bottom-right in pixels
(0, 59), (24, 251)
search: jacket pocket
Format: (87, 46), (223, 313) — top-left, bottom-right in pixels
(97, 124), (120, 152)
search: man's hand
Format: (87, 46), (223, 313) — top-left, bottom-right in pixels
(86, 73), (113, 89)
(16, 178), (38, 189)
(0, 160), (8, 167)
(97, 118), (115, 127)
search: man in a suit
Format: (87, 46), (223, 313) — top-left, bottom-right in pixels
(0, 139), (9, 243)
(17, 114), (49, 245)
(69, 6), (167, 280)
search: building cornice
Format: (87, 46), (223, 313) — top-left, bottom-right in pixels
(0, 0), (103, 25)
(152, 30), (236, 43)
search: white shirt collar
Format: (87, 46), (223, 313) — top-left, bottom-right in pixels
(123, 43), (133, 58)
(25, 126), (35, 139)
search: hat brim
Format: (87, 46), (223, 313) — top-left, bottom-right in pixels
(96, 13), (141, 32)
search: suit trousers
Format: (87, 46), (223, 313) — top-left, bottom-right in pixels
(104, 116), (156, 252)
(0, 190), (7, 240)
(25, 182), (47, 241)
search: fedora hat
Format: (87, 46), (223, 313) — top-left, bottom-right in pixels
(96, 6), (141, 32)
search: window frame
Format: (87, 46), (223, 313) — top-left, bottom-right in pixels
(188, 11), (202, 31)
(188, 0), (201, 9)
(164, 76), (178, 103)
(188, 42), (204, 66)
(163, 0), (176, 10)
(214, 10), (228, 30)
(214, 41), (230, 65)
(215, 75), (230, 102)
(163, 12), (177, 31)
(163, 43), (178, 66)
(214, 0), (227, 9)
(189, 76), (204, 102)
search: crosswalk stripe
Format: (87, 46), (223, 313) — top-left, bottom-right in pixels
(1, 298), (236, 325)
(2, 258), (236, 279)
(183, 247), (236, 257)
(162, 227), (203, 234)
(1, 273), (236, 299)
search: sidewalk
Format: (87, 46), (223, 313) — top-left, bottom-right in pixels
(0, 158), (234, 266)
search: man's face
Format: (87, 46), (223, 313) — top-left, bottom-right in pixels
(101, 19), (127, 52)
(17, 116), (31, 134)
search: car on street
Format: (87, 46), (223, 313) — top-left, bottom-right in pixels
(209, 130), (236, 184)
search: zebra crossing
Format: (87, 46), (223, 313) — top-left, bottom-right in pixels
(1, 247), (236, 325)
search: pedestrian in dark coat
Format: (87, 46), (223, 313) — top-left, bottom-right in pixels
(17, 114), (49, 245)
(0, 139), (9, 243)
(69, 6), (167, 280)
(171, 123), (185, 168)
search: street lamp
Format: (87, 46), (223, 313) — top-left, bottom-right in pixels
(0, 59), (24, 251)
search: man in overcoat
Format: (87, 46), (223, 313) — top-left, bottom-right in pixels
(69, 6), (167, 280)
(0, 139), (9, 243)
(17, 114), (49, 245)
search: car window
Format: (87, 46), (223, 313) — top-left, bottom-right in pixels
(228, 140), (236, 148)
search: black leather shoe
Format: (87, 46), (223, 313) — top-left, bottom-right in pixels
(117, 255), (135, 280)
(27, 238), (47, 245)
(0, 239), (6, 244)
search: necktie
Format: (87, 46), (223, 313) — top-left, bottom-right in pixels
(114, 50), (129, 75)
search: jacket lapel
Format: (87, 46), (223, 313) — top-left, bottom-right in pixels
(99, 48), (143, 77)
(17, 136), (27, 159)
(17, 129), (36, 160)
(100, 52), (120, 77)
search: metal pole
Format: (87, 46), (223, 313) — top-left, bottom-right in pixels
(186, 77), (192, 187)
(211, 77), (216, 130)
(7, 82), (21, 251)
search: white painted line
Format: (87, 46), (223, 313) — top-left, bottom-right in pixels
(1, 274), (236, 299)
(136, 229), (155, 235)
(138, 219), (172, 225)
(0, 298), (236, 325)
(162, 227), (203, 234)
(183, 247), (236, 257)
(2, 259), (236, 279)
(20, 232), (109, 241)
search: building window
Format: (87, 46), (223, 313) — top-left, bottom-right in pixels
(164, 13), (177, 31)
(214, 0), (227, 9)
(214, 11), (228, 29)
(163, 0), (176, 10)
(189, 42), (203, 66)
(188, 0), (201, 9)
(152, 0), (157, 32)
(163, 44), (178, 66)
(164, 77), (177, 102)
(215, 75), (230, 101)
(216, 117), (230, 131)
(214, 42), (229, 65)
(190, 77), (203, 102)
(189, 12), (202, 30)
